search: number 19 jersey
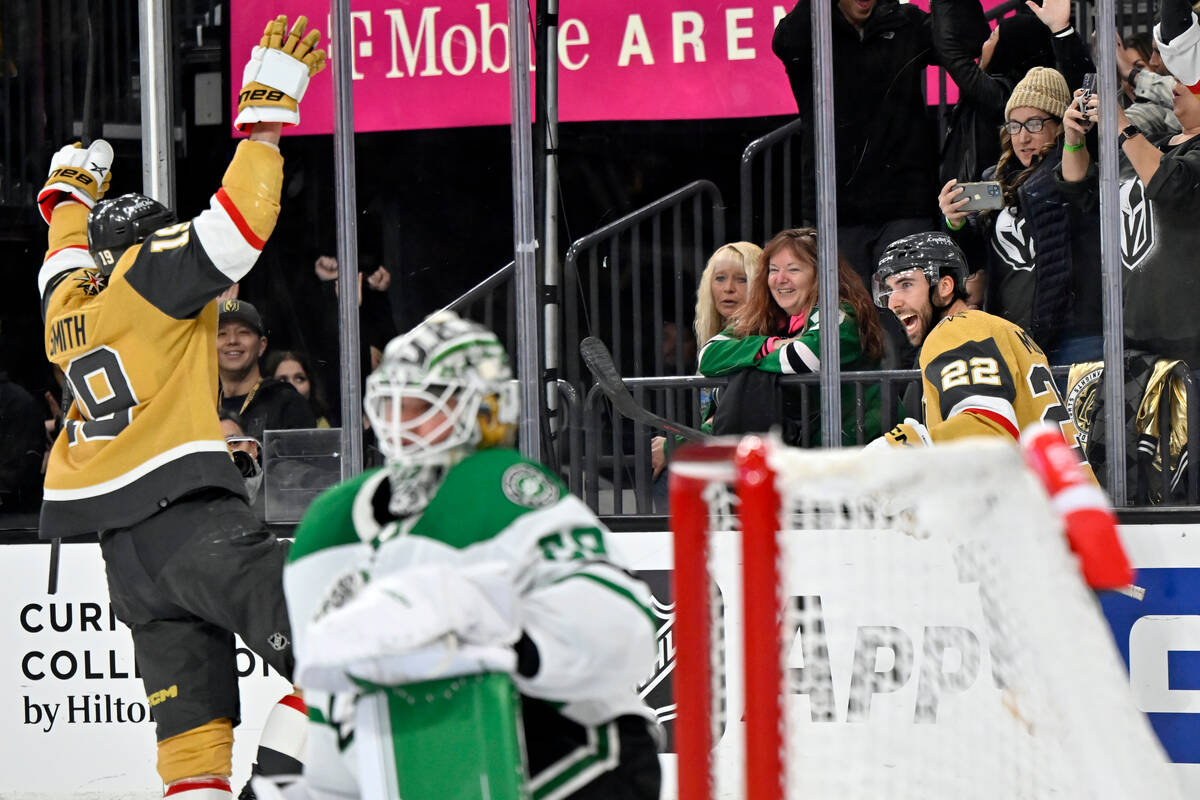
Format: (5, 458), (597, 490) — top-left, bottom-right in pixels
(37, 139), (283, 537)
(919, 310), (1094, 480)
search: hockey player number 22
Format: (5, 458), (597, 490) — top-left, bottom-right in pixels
(63, 345), (138, 445)
(1027, 363), (1084, 460)
(940, 357), (1001, 391)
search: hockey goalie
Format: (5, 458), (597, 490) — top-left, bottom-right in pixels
(266, 311), (662, 800)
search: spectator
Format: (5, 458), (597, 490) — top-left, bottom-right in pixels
(1123, 31), (1170, 77)
(308, 255), (398, 424)
(1058, 64), (1200, 366)
(217, 408), (263, 516)
(698, 228), (886, 445)
(939, 66), (1103, 364)
(772, 0), (939, 287)
(264, 349), (331, 428)
(0, 370), (45, 513)
(217, 298), (316, 440)
(934, 0), (1094, 185)
(1118, 31), (1184, 139)
(651, 241), (762, 480)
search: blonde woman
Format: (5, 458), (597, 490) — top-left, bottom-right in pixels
(652, 241), (762, 479)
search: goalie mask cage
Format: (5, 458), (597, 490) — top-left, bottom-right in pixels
(667, 435), (1179, 800)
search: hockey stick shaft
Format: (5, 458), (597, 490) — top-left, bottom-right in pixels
(579, 337), (708, 441)
(47, 538), (61, 595)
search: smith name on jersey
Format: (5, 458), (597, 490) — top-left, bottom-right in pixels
(285, 447), (659, 799)
(918, 309), (1093, 477)
(38, 139), (283, 536)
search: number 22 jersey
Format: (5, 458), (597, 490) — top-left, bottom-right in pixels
(918, 310), (1093, 479)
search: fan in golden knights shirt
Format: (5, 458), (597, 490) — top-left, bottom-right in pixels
(36, 14), (326, 800)
(867, 232), (1092, 477)
(269, 311), (661, 800)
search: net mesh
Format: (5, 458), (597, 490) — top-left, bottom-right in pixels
(673, 437), (1180, 800)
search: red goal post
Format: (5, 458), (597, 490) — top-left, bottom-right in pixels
(667, 435), (1180, 800)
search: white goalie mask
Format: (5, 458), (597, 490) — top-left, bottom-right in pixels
(364, 310), (519, 516)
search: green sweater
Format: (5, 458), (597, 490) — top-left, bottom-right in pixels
(697, 304), (883, 444)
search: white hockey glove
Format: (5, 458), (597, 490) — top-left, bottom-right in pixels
(37, 140), (114, 224)
(235, 14), (328, 131)
(296, 562), (521, 692)
(881, 417), (933, 448)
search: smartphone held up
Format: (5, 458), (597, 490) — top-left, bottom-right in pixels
(956, 181), (1004, 212)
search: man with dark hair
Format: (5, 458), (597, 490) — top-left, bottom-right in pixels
(218, 298), (315, 440)
(867, 232), (1088, 473)
(36, 13), (326, 798)
(772, 0), (941, 285)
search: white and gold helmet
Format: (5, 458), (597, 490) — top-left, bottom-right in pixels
(364, 310), (518, 515)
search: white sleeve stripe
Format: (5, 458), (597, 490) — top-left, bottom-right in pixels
(780, 341), (820, 374)
(697, 333), (732, 365)
(947, 394), (1019, 429)
(38, 247), (93, 297)
(191, 196), (264, 283)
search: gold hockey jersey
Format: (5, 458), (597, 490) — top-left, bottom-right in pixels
(918, 310), (1093, 478)
(38, 139), (284, 537)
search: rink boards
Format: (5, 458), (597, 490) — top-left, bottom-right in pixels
(4, 524), (1199, 798)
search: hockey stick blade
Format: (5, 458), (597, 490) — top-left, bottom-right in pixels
(579, 336), (707, 441)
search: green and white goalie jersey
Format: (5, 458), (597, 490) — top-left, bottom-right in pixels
(284, 447), (660, 794)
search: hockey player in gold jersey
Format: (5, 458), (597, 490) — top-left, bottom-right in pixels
(36, 14), (326, 800)
(869, 233), (1092, 477)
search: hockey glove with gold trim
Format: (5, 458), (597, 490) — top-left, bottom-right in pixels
(235, 14), (327, 132)
(882, 417), (933, 448)
(37, 140), (114, 224)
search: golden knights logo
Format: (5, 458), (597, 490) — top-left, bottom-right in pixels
(1119, 176), (1155, 270)
(74, 269), (108, 296)
(1065, 363), (1104, 448)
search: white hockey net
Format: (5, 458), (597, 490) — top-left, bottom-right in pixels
(668, 436), (1179, 800)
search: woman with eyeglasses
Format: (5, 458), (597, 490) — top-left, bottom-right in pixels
(937, 66), (1103, 364)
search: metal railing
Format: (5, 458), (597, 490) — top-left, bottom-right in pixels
(445, 260), (518, 358)
(582, 370), (922, 515)
(578, 366), (1200, 517)
(562, 180), (726, 389)
(739, 118), (805, 241)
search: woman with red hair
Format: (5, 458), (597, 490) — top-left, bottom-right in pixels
(698, 228), (887, 445)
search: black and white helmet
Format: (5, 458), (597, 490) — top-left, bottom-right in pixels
(87, 193), (177, 275)
(364, 310), (518, 515)
(871, 232), (970, 308)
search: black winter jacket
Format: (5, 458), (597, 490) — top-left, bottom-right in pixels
(959, 148), (1101, 351)
(221, 376), (317, 442)
(933, 0), (1096, 185)
(773, 0), (940, 225)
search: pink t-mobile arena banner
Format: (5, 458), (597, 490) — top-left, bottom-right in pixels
(230, 0), (1017, 134)
(231, 1), (799, 133)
